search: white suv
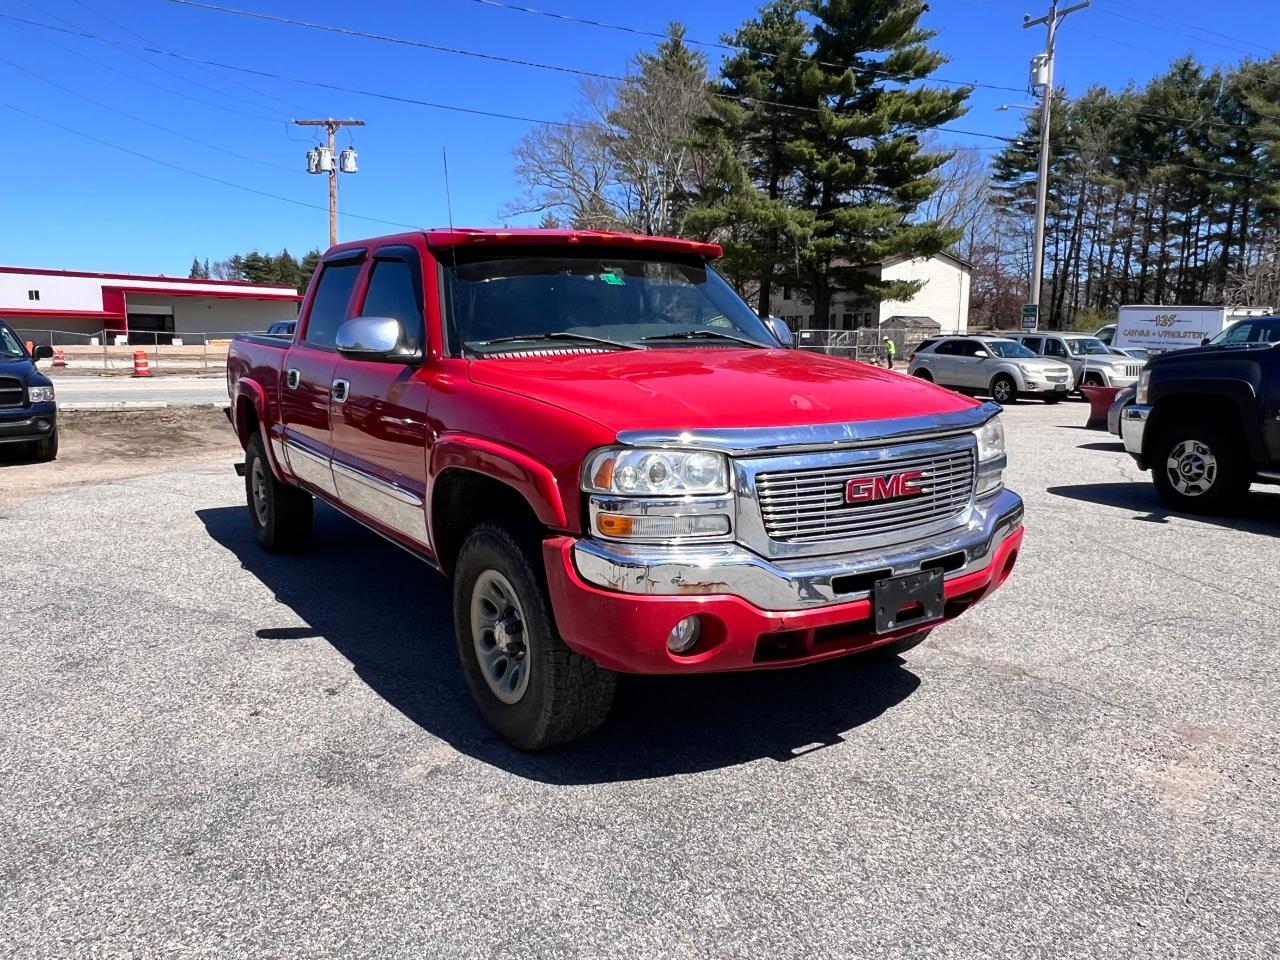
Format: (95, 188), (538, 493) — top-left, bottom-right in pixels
(907, 335), (1073, 404)
(1006, 332), (1144, 390)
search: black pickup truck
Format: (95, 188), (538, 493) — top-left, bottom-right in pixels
(1121, 315), (1280, 513)
(0, 319), (57, 461)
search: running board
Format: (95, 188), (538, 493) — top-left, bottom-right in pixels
(1256, 469), (1280, 483)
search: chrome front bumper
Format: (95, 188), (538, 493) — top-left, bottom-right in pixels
(1121, 403), (1151, 465)
(572, 488), (1024, 611)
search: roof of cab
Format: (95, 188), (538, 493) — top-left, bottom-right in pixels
(425, 228), (722, 259)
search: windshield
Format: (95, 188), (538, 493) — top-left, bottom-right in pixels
(1068, 337), (1112, 356)
(443, 252), (775, 354)
(1208, 320), (1280, 346)
(983, 339), (1036, 359)
(0, 324), (26, 359)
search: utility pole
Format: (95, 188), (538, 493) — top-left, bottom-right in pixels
(1022, 1), (1087, 330)
(295, 119), (365, 247)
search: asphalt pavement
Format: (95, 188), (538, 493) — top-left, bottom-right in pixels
(2, 401), (1278, 958)
(53, 375), (227, 410)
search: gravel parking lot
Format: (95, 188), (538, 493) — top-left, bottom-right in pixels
(2, 401), (1278, 959)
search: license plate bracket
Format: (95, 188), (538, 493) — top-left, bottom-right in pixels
(873, 569), (945, 634)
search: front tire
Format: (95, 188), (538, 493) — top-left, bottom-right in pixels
(1150, 417), (1250, 514)
(245, 433), (313, 551)
(30, 429), (58, 462)
(453, 521), (616, 750)
(990, 374), (1018, 405)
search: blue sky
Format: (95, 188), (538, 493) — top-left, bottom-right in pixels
(0, 0), (1274, 275)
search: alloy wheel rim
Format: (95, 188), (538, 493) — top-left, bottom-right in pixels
(251, 459), (270, 526)
(1165, 439), (1217, 496)
(994, 380), (1011, 401)
(470, 569), (531, 705)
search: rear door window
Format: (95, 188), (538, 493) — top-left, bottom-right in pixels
(1020, 336), (1043, 354)
(1043, 338), (1069, 358)
(303, 258), (364, 350)
(934, 339), (961, 355)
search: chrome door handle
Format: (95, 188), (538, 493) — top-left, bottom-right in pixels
(286, 368), (301, 390)
(332, 379), (350, 404)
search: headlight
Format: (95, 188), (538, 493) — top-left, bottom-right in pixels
(583, 448), (729, 496)
(27, 385), (54, 403)
(1017, 363), (1038, 377)
(1136, 369), (1151, 404)
(973, 416), (1006, 497)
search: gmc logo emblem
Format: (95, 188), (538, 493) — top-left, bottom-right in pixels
(845, 470), (927, 504)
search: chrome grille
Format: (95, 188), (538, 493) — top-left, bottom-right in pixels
(1123, 363), (1143, 378)
(755, 447), (976, 544)
(0, 377), (23, 408)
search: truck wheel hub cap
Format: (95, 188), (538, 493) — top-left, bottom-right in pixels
(1166, 440), (1217, 496)
(471, 570), (531, 705)
(251, 460), (269, 526)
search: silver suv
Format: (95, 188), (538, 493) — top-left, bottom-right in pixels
(908, 335), (1073, 404)
(1006, 332), (1144, 389)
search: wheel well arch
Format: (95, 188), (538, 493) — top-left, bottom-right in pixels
(1145, 394), (1245, 459)
(235, 393), (260, 448)
(431, 468), (544, 577)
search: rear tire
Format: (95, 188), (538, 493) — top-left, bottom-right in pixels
(29, 429), (58, 462)
(912, 369), (933, 382)
(453, 521), (616, 750)
(245, 433), (313, 551)
(1150, 416), (1250, 515)
(990, 374), (1018, 405)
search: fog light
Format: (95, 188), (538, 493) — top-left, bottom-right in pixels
(37, 420), (50, 431)
(667, 616), (701, 654)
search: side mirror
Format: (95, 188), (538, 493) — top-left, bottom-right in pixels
(1201, 337), (1211, 347)
(33, 345), (53, 362)
(973, 349), (989, 359)
(764, 316), (795, 348)
(335, 316), (421, 363)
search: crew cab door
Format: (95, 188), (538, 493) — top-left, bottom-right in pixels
(279, 249), (365, 497)
(328, 244), (432, 549)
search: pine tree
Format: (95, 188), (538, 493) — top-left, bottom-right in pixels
(792, 0), (971, 325)
(686, 0), (814, 316)
(299, 249), (323, 289)
(188, 257), (207, 279)
(240, 251), (273, 285)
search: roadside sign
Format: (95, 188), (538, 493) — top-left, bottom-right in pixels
(1021, 304), (1039, 331)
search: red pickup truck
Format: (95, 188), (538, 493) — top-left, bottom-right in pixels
(227, 229), (1024, 749)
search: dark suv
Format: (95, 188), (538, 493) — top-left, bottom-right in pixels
(0, 320), (58, 461)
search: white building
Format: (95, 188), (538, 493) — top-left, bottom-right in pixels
(0, 265), (301, 344)
(771, 251), (972, 333)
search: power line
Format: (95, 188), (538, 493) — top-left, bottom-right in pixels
(162, 0), (629, 83)
(461, 0), (1032, 95)
(0, 13), (280, 124)
(0, 14), (594, 129)
(0, 97), (422, 230)
(20, 0), (291, 121)
(64, 0), (323, 116)
(0, 12), (1016, 144)
(0, 56), (299, 174)
(1095, 0), (1276, 57)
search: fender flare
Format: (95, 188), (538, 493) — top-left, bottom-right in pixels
(234, 379), (288, 483)
(429, 434), (568, 530)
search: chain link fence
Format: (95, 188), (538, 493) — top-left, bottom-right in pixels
(793, 327), (935, 367)
(10, 328), (259, 374)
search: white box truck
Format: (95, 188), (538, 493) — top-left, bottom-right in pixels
(1111, 305), (1274, 354)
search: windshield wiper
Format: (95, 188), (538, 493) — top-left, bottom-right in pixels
(640, 330), (766, 348)
(469, 332), (645, 352)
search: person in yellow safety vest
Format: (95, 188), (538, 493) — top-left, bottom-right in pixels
(882, 337), (896, 369)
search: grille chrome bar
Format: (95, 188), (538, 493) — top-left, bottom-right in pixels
(753, 446), (976, 545)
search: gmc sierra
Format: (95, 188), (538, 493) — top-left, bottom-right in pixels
(227, 229), (1025, 749)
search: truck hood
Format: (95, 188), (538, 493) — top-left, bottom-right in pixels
(0, 356), (38, 379)
(466, 347), (978, 433)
